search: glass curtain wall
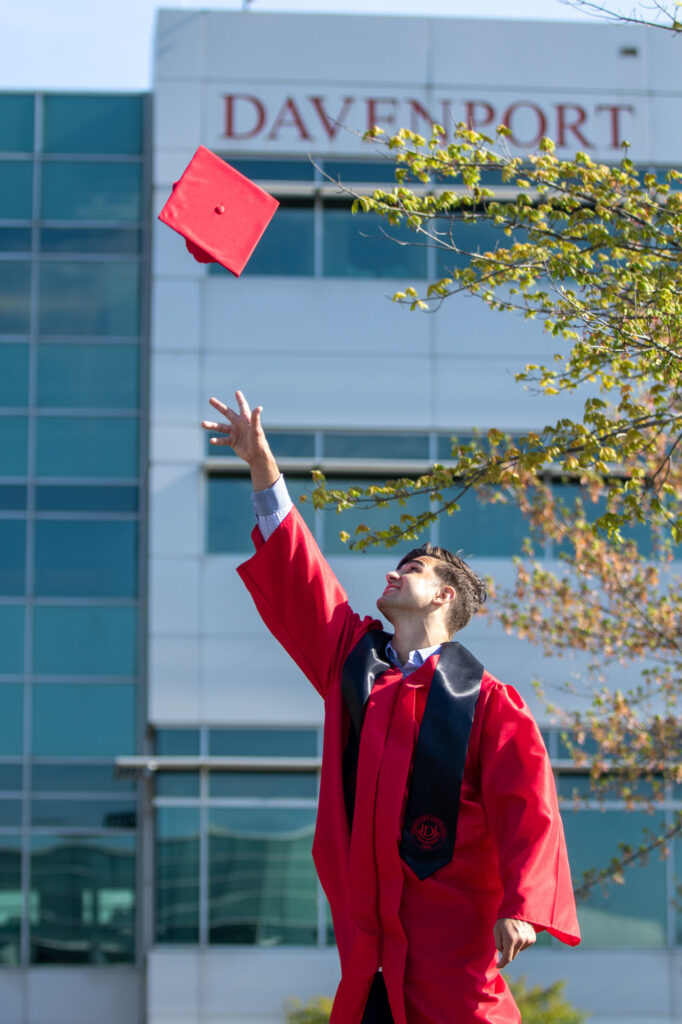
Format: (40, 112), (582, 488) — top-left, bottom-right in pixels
(0, 92), (149, 966)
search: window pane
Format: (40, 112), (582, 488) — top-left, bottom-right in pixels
(39, 262), (140, 336)
(0, 836), (22, 966)
(156, 807), (200, 943)
(322, 159), (395, 184)
(0, 261), (31, 334)
(0, 418), (28, 476)
(0, 685), (23, 755)
(30, 835), (135, 964)
(0, 228), (32, 252)
(551, 481), (654, 557)
(155, 728), (200, 756)
(32, 764), (134, 793)
(41, 162), (142, 221)
(321, 476), (430, 556)
(0, 766), (22, 790)
(42, 95), (143, 155)
(36, 416), (139, 478)
(207, 476), (315, 553)
(0, 486), (27, 510)
(32, 684), (136, 757)
(206, 429), (315, 460)
(0, 520), (26, 595)
(209, 772), (317, 799)
(34, 520), (137, 598)
(40, 227), (141, 255)
(439, 489), (530, 558)
(0, 95), (34, 152)
(0, 607), (24, 673)
(324, 433), (429, 460)
(37, 344), (139, 409)
(676, 838), (682, 944)
(208, 807), (317, 945)
(0, 801), (22, 827)
(209, 727), (318, 758)
(0, 162), (33, 218)
(31, 799), (136, 829)
(36, 485), (138, 513)
(155, 773), (200, 797)
(225, 158), (315, 182)
(242, 203), (314, 276)
(323, 204), (427, 279)
(33, 605), (136, 676)
(0, 344), (29, 405)
(563, 810), (667, 947)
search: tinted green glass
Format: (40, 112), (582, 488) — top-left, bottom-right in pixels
(33, 605), (136, 676)
(206, 429), (315, 460)
(155, 728), (200, 756)
(0, 162), (33, 218)
(0, 520), (26, 595)
(0, 766), (22, 790)
(30, 835), (135, 964)
(41, 162), (142, 221)
(557, 774), (655, 800)
(34, 520), (137, 598)
(563, 810), (666, 946)
(0, 95), (34, 151)
(32, 764), (134, 793)
(0, 261), (31, 333)
(0, 418), (28, 476)
(37, 344), (139, 409)
(551, 482), (655, 557)
(243, 202), (314, 276)
(209, 772), (317, 799)
(321, 476), (430, 556)
(209, 727), (318, 757)
(225, 158), (314, 181)
(0, 685), (23, 755)
(155, 773), (200, 797)
(32, 799), (136, 829)
(40, 227), (141, 254)
(0, 801), (22, 827)
(207, 475), (315, 553)
(0, 486), (26, 510)
(32, 684), (136, 757)
(676, 837), (682, 944)
(36, 416), (138, 478)
(438, 489), (530, 557)
(0, 228), (31, 252)
(208, 807), (317, 945)
(442, 218), (527, 270)
(42, 95), (143, 155)
(0, 344), (29, 405)
(0, 836), (22, 967)
(322, 159), (395, 183)
(0, 606), (24, 674)
(323, 204), (427, 279)
(156, 807), (200, 943)
(39, 262), (140, 336)
(36, 485), (138, 513)
(324, 433), (429, 460)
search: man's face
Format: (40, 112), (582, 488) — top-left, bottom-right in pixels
(376, 556), (445, 622)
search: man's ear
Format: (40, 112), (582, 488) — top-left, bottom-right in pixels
(434, 585), (456, 608)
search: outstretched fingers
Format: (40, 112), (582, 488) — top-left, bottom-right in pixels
(235, 389), (252, 420)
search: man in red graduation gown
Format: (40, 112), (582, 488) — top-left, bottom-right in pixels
(202, 392), (580, 1024)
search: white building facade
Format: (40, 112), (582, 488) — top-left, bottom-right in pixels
(147, 10), (682, 1024)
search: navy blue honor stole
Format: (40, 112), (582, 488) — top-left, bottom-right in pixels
(341, 629), (484, 880)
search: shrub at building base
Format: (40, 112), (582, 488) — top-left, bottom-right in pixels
(285, 978), (588, 1023)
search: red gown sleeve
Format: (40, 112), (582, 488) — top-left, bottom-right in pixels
(479, 681), (581, 946)
(237, 507), (379, 698)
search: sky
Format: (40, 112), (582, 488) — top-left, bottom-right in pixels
(0, 0), (596, 92)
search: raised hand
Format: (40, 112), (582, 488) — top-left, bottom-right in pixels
(202, 391), (279, 491)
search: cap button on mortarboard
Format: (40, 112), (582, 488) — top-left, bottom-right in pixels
(215, 205), (225, 214)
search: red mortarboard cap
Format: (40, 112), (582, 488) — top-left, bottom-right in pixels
(158, 146), (279, 277)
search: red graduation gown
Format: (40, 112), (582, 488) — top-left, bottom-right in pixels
(238, 508), (580, 1024)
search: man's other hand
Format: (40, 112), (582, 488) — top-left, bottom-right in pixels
(493, 918), (536, 968)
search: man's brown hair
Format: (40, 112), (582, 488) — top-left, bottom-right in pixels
(397, 543), (487, 636)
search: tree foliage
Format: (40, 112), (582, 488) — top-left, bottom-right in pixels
(311, 120), (682, 891)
